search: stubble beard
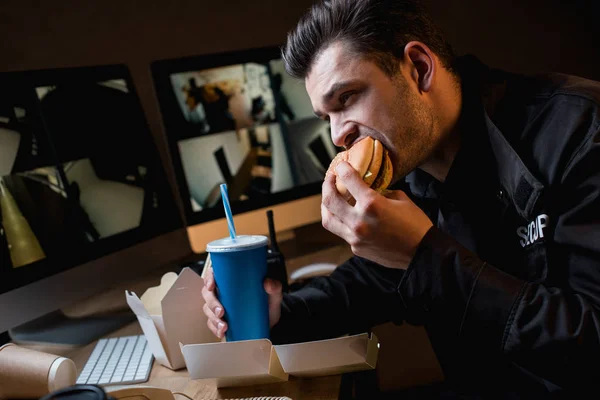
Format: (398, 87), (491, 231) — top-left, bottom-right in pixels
(389, 80), (436, 182)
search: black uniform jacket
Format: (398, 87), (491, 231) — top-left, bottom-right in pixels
(272, 56), (600, 397)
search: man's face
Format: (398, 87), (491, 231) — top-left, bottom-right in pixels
(306, 42), (437, 182)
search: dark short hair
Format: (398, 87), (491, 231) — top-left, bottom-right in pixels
(282, 0), (456, 79)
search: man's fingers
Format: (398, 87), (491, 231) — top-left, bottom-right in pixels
(203, 302), (225, 327)
(207, 319), (219, 337)
(216, 320), (227, 338)
(321, 204), (354, 243)
(204, 303), (227, 339)
(204, 267), (215, 291)
(322, 172), (356, 243)
(207, 318), (227, 339)
(335, 161), (370, 204)
(201, 285), (224, 318)
(322, 172), (352, 219)
(202, 275), (227, 340)
(265, 279), (283, 313)
(203, 304), (219, 327)
(264, 278), (282, 295)
(265, 278), (283, 311)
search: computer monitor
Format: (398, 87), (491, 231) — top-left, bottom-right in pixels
(151, 46), (338, 253)
(0, 65), (187, 342)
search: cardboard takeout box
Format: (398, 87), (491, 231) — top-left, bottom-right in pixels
(126, 267), (379, 386)
(125, 267), (218, 370)
(181, 332), (379, 388)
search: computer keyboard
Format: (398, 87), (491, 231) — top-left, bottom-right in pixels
(76, 334), (154, 386)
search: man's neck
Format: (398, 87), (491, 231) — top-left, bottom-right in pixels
(418, 73), (463, 183)
(419, 129), (461, 183)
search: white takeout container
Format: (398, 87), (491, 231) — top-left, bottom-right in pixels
(125, 267), (218, 370)
(181, 331), (379, 388)
(126, 268), (379, 386)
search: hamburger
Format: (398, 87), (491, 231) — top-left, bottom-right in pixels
(326, 136), (393, 203)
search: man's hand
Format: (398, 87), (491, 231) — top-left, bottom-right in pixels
(201, 266), (283, 339)
(322, 161), (433, 270)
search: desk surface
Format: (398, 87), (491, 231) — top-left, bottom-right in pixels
(21, 241), (356, 400)
(57, 322), (342, 400)
(12, 238), (446, 398)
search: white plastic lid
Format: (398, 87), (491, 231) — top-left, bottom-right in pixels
(206, 235), (268, 253)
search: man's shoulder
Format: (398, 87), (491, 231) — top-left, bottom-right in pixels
(491, 70), (600, 187)
(525, 71), (600, 108)
(460, 55), (600, 117)
(493, 68), (600, 134)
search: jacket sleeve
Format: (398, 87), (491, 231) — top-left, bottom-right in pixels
(270, 255), (404, 345)
(398, 122), (600, 389)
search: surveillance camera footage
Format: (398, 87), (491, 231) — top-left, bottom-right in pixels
(0, 69), (180, 292)
(163, 58), (338, 213)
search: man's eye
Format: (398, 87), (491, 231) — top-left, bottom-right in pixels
(340, 92), (355, 105)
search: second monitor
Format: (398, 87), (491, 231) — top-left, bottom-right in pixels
(152, 46), (338, 253)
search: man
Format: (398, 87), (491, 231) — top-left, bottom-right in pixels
(203, 0), (600, 397)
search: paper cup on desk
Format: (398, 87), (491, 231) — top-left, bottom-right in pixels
(0, 343), (76, 399)
(206, 235), (270, 342)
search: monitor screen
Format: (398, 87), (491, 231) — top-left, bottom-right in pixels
(0, 65), (183, 295)
(151, 46), (338, 230)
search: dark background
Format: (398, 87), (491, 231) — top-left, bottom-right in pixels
(1, 0), (599, 221)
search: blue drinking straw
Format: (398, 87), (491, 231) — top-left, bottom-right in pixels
(220, 183), (237, 239)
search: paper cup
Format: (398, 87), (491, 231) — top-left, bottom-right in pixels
(207, 235), (270, 342)
(0, 343), (76, 399)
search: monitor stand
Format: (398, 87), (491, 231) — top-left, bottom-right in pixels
(8, 310), (136, 346)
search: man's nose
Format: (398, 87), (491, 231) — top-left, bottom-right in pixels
(330, 117), (356, 148)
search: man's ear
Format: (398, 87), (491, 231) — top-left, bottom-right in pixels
(404, 41), (435, 92)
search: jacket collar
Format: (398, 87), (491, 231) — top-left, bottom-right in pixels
(404, 55), (544, 221)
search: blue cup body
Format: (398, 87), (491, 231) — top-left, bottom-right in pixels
(208, 235), (269, 342)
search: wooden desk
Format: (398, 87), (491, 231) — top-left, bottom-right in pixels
(19, 238), (355, 400)
(11, 235), (445, 398)
(8, 231), (363, 399)
(40, 321), (341, 400)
